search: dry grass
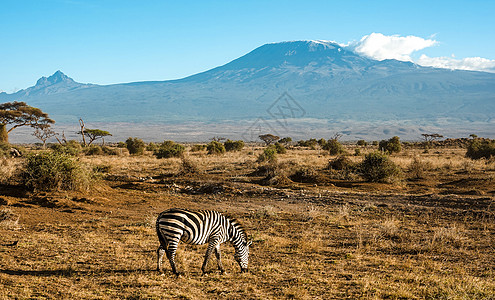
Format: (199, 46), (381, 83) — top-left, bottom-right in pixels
(0, 158), (22, 184)
(0, 145), (494, 299)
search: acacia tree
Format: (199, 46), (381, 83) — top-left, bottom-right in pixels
(421, 133), (443, 142)
(259, 134), (279, 146)
(79, 129), (112, 146)
(0, 101), (55, 143)
(32, 126), (57, 149)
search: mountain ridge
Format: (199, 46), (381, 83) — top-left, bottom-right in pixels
(1, 40), (494, 141)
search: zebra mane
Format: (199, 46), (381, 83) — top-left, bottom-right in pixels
(226, 216), (248, 242)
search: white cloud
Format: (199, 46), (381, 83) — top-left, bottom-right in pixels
(417, 54), (495, 73)
(348, 33), (495, 73)
(352, 32), (437, 61)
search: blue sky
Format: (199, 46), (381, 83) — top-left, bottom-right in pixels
(1, 0), (494, 92)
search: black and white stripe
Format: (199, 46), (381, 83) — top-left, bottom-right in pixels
(156, 208), (251, 275)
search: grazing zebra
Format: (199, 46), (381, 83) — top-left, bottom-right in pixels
(155, 208), (251, 275)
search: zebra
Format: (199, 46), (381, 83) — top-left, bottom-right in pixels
(155, 208), (251, 275)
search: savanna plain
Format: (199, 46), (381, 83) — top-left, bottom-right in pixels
(0, 141), (494, 299)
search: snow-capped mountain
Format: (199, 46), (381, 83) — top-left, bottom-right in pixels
(1, 40), (494, 140)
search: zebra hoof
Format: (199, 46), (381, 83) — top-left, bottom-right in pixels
(174, 271), (183, 277)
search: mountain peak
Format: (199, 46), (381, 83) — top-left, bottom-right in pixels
(195, 39), (368, 74)
(35, 70), (75, 87)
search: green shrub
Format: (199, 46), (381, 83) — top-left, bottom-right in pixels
(51, 140), (83, 156)
(206, 141), (226, 155)
(328, 156), (355, 171)
(379, 136), (402, 154)
(324, 139), (345, 155)
(126, 137), (146, 155)
(224, 140), (245, 152)
(273, 142), (286, 154)
(117, 141), (126, 148)
(327, 156), (358, 180)
(278, 137), (292, 145)
(22, 152), (94, 191)
(102, 146), (119, 155)
(154, 141), (185, 158)
(466, 138), (495, 159)
(288, 166), (319, 183)
(85, 145), (120, 156)
(357, 140), (368, 146)
(258, 146), (277, 163)
(297, 139), (318, 149)
(359, 151), (401, 183)
(190, 144), (207, 152)
(84, 145), (103, 156)
(146, 142), (159, 152)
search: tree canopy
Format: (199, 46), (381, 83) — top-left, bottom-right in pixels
(259, 134), (279, 146)
(78, 129), (112, 145)
(0, 101), (55, 143)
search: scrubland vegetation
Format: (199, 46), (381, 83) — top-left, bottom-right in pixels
(0, 137), (494, 299)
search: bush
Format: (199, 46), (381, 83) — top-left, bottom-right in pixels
(289, 166), (320, 183)
(297, 139), (318, 149)
(126, 137), (146, 155)
(190, 144), (207, 152)
(102, 146), (120, 155)
(357, 140), (368, 146)
(327, 156), (355, 171)
(257, 146), (277, 163)
(252, 161), (297, 186)
(273, 142), (286, 154)
(224, 140), (245, 152)
(21, 152), (94, 191)
(278, 137), (292, 145)
(206, 141), (225, 155)
(323, 139), (345, 155)
(359, 151), (401, 183)
(327, 156), (358, 181)
(466, 138), (495, 159)
(154, 141), (185, 158)
(379, 136), (402, 154)
(408, 157), (431, 179)
(178, 158), (200, 175)
(83, 145), (103, 156)
(117, 142), (126, 148)
(51, 140), (83, 156)
(146, 142), (159, 152)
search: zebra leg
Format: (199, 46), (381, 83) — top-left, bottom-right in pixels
(201, 241), (218, 275)
(157, 245), (166, 272)
(166, 241), (180, 275)
(214, 245), (225, 274)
